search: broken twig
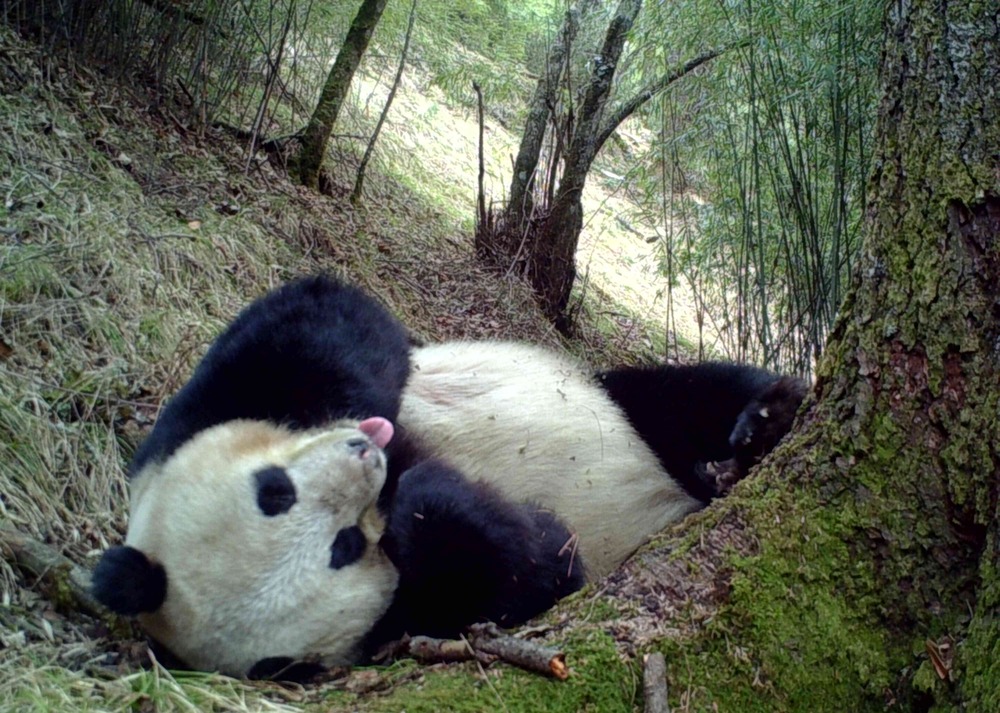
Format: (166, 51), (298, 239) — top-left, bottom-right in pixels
(643, 652), (669, 713)
(381, 622), (568, 680)
(0, 525), (102, 617)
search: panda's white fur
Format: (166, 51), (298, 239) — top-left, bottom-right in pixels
(399, 341), (701, 576)
(125, 420), (397, 675)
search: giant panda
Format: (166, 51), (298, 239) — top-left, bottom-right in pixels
(92, 275), (805, 680)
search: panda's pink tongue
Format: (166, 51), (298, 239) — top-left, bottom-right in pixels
(358, 417), (394, 448)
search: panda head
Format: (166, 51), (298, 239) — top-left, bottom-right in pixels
(93, 417), (399, 678)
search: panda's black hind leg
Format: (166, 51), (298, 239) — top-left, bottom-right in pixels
(369, 459), (584, 651)
(723, 375), (807, 485)
(597, 362), (806, 501)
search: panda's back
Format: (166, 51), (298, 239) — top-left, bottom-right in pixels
(398, 341), (702, 577)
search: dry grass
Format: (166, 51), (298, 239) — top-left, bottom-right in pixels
(0, 20), (693, 710)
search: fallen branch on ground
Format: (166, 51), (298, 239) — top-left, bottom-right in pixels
(643, 652), (669, 713)
(0, 525), (102, 618)
(379, 622), (569, 680)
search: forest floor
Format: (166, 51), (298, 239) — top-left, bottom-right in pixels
(0, 23), (696, 713)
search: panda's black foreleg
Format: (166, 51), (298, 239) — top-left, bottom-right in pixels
(129, 275), (413, 474)
(372, 459), (584, 649)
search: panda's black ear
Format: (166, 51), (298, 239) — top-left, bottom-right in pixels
(92, 545), (167, 615)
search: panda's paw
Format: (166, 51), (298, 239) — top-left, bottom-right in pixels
(694, 459), (745, 497)
(522, 505), (586, 597)
(381, 459), (585, 637)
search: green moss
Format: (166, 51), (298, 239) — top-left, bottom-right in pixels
(646, 492), (896, 711)
(38, 566), (79, 612)
(343, 629), (635, 713)
(958, 531), (1000, 710)
(644, 368), (993, 712)
(568, 591), (621, 624)
(730, 527), (891, 705)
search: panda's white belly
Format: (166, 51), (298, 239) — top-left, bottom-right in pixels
(398, 342), (702, 578)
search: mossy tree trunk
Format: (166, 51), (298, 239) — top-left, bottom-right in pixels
(612, 0), (1000, 708)
(298, 0), (387, 190)
(358, 1), (999, 710)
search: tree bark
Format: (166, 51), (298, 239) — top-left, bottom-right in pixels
(359, 0), (1000, 709)
(499, 3), (586, 232)
(608, 1), (1000, 708)
(298, 0), (388, 189)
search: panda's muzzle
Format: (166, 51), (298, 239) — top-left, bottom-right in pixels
(345, 435), (386, 480)
(286, 428), (388, 495)
(346, 437), (374, 460)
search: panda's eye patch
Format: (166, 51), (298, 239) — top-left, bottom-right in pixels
(329, 526), (366, 569)
(254, 466), (297, 516)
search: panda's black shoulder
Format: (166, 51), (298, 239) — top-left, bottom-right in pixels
(129, 275), (412, 475)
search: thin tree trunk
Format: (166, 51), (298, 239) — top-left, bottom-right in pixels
(244, 3), (294, 173)
(501, 2), (588, 229)
(473, 80), (487, 235)
(350, 0), (417, 204)
(531, 0), (642, 325)
(298, 0), (387, 189)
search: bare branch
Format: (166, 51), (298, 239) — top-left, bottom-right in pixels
(382, 623), (569, 680)
(595, 43), (745, 154)
(469, 623), (569, 680)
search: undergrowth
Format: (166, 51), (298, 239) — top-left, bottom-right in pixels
(0, 20), (681, 711)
